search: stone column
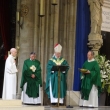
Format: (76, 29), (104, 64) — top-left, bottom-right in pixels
(16, 0), (35, 98)
(87, 0), (103, 55)
(15, 0), (20, 98)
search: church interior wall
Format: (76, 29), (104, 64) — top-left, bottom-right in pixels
(15, 0), (77, 104)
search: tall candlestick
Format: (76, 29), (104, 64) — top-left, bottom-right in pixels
(16, 11), (19, 22)
(40, 0), (44, 16)
(52, 0), (57, 5)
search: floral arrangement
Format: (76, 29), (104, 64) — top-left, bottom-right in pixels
(95, 55), (110, 93)
(30, 65), (36, 72)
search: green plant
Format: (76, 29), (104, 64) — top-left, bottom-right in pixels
(95, 55), (110, 93)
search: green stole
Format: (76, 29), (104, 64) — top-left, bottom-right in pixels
(45, 56), (69, 98)
(20, 59), (42, 98)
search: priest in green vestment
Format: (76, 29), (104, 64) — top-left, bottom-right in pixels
(45, 44), (69, 104)
(79, 51), (101, 107)
(20, 52), (42, 104)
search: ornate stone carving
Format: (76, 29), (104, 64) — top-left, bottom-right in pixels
(103, 0), (110, 8)
(88, 0), (103, 54)
(20, 4), (29, 17)
(88, 33), (103, 55)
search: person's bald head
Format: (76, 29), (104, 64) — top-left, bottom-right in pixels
(10, 48), (17, 57)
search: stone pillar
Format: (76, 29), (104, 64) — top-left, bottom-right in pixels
(15, 0), (20, 98)
(87, 0), (103, 55)
(16, 0), (35, 98)
(88, 33), (103, 55)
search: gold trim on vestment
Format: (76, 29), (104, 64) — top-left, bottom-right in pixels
(50, 58), (65, 65)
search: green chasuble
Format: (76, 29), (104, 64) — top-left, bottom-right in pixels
(81, 60), (101, 100)
(20, 59), (42, 98)
(45, 56), (69, 98)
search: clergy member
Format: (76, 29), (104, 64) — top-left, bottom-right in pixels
(79, 51), (101, 107)
(20, 52), (42, 104)
(45, 44), (69, 105)
(2, 48), (18, 100)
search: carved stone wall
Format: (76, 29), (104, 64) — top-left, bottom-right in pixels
(88, 0), (103, 55)
(16, 0), (77, 104)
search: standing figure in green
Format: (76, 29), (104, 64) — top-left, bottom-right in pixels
(45, 44), (69, 105)
(79, 51), (101, 107)
(20, 52), (42, 104)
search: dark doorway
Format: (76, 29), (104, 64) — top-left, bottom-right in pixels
(100, 31), (110, 60)
(0, 0), (17, 98)
(0, 34), (5, 98)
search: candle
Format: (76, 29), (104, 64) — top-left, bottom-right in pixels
(8, 51), (10, 56)
(40, 0), (44, 16)
(20, 16), (24, 26)
(16, 11), (19, 22)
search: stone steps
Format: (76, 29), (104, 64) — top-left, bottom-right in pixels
(66, 91), (80, 106)
(0, 106), (44, 110)
(0, 100), (44, 110)
(0, 100), (22, 107)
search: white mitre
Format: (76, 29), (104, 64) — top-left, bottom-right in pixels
(54, 44), (62, 53)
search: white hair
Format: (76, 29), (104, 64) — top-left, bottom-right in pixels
(10, 48), (17, 53)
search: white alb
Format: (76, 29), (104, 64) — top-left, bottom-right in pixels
(2, 55), (18, 100)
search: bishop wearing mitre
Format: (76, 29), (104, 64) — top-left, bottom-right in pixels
(45, 44), (69, 105)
